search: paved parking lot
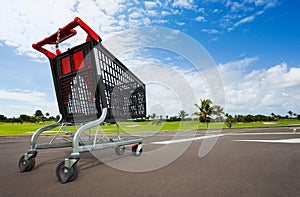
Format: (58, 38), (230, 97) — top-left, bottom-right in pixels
(1, 127), (300, 197)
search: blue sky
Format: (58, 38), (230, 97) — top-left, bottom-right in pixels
(0, 0), (300, 118)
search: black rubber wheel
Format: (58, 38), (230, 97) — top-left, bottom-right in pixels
(19, 155), (35, 172)
(68, 164), (78, 182)
(56, 161), (78, 184)
(19, 155), (30, 172)
(115, 146), (125, 155)
(27, 157), (35, 171)
(132, 144), (143, 156)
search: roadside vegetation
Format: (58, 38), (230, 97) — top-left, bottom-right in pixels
(0, 99), (300, 136)
(0, 119), (299, 136)
(0, 110), (58, 124)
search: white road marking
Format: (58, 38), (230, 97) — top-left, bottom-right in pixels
(234, 138), (300, 144)
(151, 134), (225, 145)
(228, 132), (300, 135)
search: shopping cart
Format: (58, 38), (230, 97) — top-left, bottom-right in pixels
(18, 17), (146, 183)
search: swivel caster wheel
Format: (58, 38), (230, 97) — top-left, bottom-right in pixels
(19, 155), (35, 172)
(56, 161), (78, 184)
(132, 144), (143, 156)
(115, 146), (125, 155)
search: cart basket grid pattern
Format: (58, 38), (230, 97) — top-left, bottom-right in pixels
(51, 41), (146, 123)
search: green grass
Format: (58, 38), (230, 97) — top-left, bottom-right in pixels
(228, 119), (300, 128)
(0, 121), (77, 136)
(0, 122), (52, 136)
(0, 119), (299, 136)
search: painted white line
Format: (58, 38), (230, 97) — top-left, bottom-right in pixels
(234, 138), (300, 144)
(152, 134), (225, 145)
(228, 132), (300, 135)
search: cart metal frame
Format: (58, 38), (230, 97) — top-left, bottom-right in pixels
(18, 17), (145, 183)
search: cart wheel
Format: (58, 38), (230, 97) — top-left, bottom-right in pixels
(19, 155), (35, 172)
(115, 146), (125, 155)
(27, 157), (35, 171)
(132, 144), (143, 156)
(56, 161), (78, 184)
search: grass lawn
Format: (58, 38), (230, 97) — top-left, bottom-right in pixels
(0, 119), (299, 136)
(228, 119), (300, 128)
(0, 122), (51, 136)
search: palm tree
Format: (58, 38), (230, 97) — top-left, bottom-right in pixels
(178, 110), (189, 121)
(194, 99), (212, 128)
(150, 113), (157, 120)
(287, 111), (294, 118)
(159, 115), (163, 121)
(224, 113), (233, 128)
(34, 110), (44, 123)
(211, 105), (224, 122)
(45, 112), (50, 121)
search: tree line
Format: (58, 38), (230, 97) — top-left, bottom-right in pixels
(125, 98), (300, 128)
(193, 98), (300, 128)
(1, 100), (299, 127)
(0, 110), (59, 124)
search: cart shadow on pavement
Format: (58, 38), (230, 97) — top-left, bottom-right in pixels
(34, 158), (62, 170)
(77, 148), (135, 171)
(30, 147), (135, 172)
(77, 151), (105, 171)
(33, 151), (69, 171)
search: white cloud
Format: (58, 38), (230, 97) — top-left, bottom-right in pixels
(0, 89), (45, 103)
(219, 57), (258, 69)
(172, 0), (195, 9)
(230, 2), (245, 12)
(218, 59), (300, 115)
(0, 0), (280, 59)
(1, 1), (76, 48)
(0, 0), (204, 60)
(252, 0), (279, 8)
(217, 0), (279, 32)
(234, 15), (256, 26)
(198, 7), (205, 13)
(129, 11), (144, 19)
(144, 1), (159, 9)
(212, 8), (219, 13)
(176, 21), (185, 26)
(146, 10), (158, 17)
(153, 19), (168, 24)
(95, 0), (127, 14)
(161, 10), (171, 16)
(264, 1), (278, 9)
(201, 29), (219, 34)
(0, 89), (58, 117)
(195, 16), (206, 22)
(209, 37), (219, 42)
(171, 9), (180, 15)
(0, 0), (119, 59)
(143, 17), (152, 26)
(263, 63), (300, 88)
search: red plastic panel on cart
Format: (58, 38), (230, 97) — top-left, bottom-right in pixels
(61, 56), (71, 75)
(73, 50), (85, 70)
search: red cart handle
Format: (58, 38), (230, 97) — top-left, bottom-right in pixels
(32, 17), (101, 59)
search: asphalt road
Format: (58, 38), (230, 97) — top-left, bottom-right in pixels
(1, 127), (300, 197)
